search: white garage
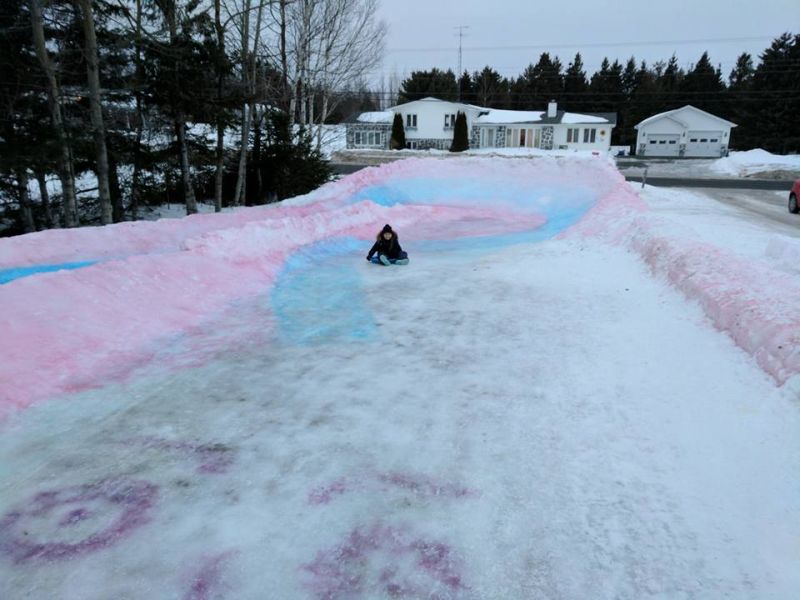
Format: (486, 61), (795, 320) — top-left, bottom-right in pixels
(635, 106), (736, 158)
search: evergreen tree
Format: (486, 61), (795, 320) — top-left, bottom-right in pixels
(727, 53), (755, 149)
(563, 53), (589, 110)
(390, 112), (406, 150)
(472, 66), (505, 107)
(458, 70), (475, 104)
(589, 58), (624, 113)
(513, 53), (563, 110)
(450, 111), (469, 152)
(750, 33), (800, 153)
(680, 51), (726, 114)
(398, 69), (458, 103)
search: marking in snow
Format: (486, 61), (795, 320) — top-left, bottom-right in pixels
(302, 522), (466, 599)
(308, 471), (476, 505)
(0, 478), (158, 563)
(182, 550), (238, 600)
(123, 436), (236, 474)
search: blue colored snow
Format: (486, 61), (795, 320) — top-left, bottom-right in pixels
(0, 260), (98, 285)
(271, 237), (377, 345)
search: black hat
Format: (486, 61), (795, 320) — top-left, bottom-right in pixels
(381, 224), (393, 233)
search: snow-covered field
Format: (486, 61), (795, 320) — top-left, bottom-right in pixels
(1, 156), (799, 599)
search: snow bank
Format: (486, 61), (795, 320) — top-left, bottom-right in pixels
(569, 186), (800, 385)
(766, 236), (800, 276)
(0, 156), (615, 415)
(710, 149), (800, 177)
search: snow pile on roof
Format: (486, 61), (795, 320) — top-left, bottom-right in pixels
(476, 110), (544, 124)
(560, 113), (609, 124)
(357, 111), (394, 123)
(710, 149), (800, 177)
(475, 110), (608, 125)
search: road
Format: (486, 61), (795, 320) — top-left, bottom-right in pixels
(332, 163), (794, 191)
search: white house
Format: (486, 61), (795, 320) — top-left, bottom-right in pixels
(634, 105), (737, 158)
(473, 102), (615, 152)
(345, 97), (617, 152)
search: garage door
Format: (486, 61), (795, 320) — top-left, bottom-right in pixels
(645, 134), (680, 157)
(686, 131), (723, 157)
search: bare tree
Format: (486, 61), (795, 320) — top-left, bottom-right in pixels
(154, 0), (198, 214)
(75, 0), (113, 224)
(233, 0), (265, 206)
(286, 0), (385, 142)
(29, 0), (78, 227)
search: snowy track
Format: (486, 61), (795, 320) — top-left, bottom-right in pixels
(1, 157), (799, 598)
(2, 239), (799, 599)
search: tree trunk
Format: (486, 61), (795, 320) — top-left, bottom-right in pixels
(17, 169), (36, 233)
(163, 3), (197, 214)
(108, 151), (124, 222)
(35, 170), (55, 228)
(253, 106), (263, 202)
(213, 0), (224, 213)
(76, 0), (112, 225)
(279, 0), (289, 112)
(29, 0), (78, 227)
(233, 0), (252, 207)
(175, 112), (197, 213)
(130, 0), (144, 221)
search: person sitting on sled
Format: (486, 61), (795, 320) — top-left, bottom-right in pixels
(366, 224), (409, 265)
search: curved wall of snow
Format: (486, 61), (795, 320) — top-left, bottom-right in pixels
(0, 156), (614, 415)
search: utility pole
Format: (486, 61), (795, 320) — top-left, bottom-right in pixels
(455, 25), (469, 101)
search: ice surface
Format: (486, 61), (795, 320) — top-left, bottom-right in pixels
(1, 155), (800, 598)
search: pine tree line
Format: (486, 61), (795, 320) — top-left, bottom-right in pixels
(0, 0), (385, 235)
(395, 34), (800, 153)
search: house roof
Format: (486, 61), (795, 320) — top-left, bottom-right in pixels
(635, 105), (737, 129)
(475, 109), (616, 126)
(388, 97), (485, 112)
(356, 111), (394, 124)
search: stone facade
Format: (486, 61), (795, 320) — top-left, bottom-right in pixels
(346, 123), (391, 149)
(471, 126), (507, 149)
(406, 138), (452, 151)
(541, 126), (554, 150)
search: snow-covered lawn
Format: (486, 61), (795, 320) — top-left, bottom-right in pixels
(1, 156), (799, 599)
(710, 148), (800, 178)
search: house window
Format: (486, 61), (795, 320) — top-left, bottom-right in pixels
(690, 138), (698, 142)
(668, 140), (676, 144)
(406, 114), (417, 128)
(519, 129), (526, 146)
(649, 140), (657, 145)
(354, 132), (362, 145)
(583, 128), (596, 143)
(710, 138), (719, 143)
(567, 128), (579, 143)
(444, 113), (456, 128)
(700, 138), (708, 142)
(481, 128), (496, 147)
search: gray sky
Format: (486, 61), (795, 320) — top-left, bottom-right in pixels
(373, 0), (797, 85)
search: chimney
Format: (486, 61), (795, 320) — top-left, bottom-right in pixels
(547, 100), (557, 118)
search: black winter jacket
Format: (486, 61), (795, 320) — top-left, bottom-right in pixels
(367, 235), (403, 259)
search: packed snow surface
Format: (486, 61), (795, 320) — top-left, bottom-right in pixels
(1, 156), (799, 599)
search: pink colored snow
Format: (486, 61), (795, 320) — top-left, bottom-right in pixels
(567, 182), (800, 386)
(2, 154), (797, 418)
(0, 156), (609, 416)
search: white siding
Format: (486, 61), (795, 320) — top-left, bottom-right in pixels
(394, 99), (481, 141)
